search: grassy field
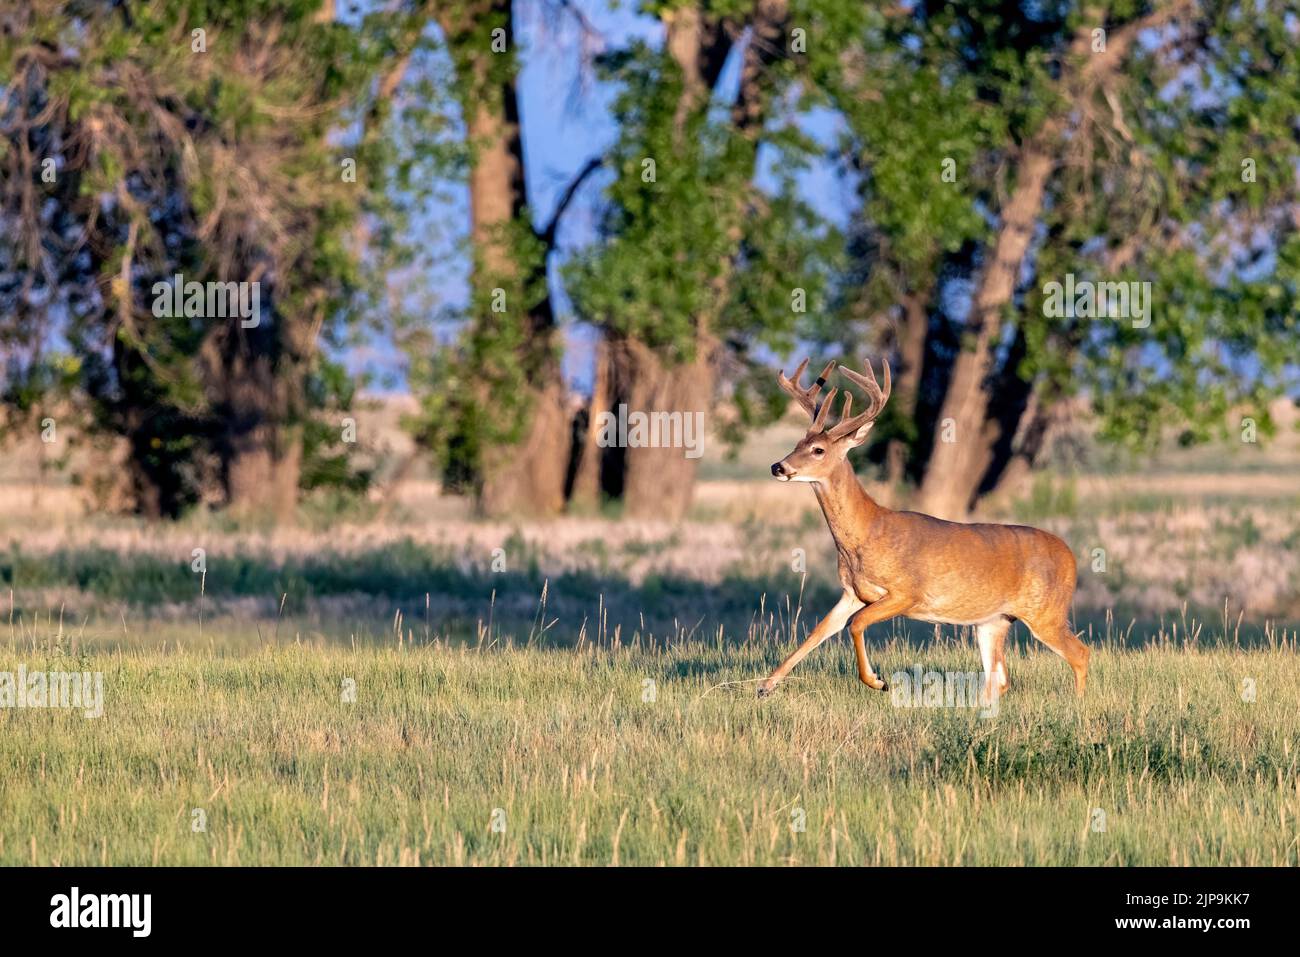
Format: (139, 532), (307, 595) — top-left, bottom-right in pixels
(3, 629), (1298, 866)
(1, 400), (1298, 865)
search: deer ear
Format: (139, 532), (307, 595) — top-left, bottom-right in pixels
(845, 420), (874, 447)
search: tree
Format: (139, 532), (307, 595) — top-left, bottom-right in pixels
(567, 0), (847, 520)
(404, 0), (607, 518)
(0, 0), (396, 517)
(824, 0), (1299, 517)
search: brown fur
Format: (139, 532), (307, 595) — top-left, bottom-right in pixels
(759, 360), (1089, 701)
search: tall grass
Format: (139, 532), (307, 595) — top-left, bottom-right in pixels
(1, 624), (1297, 865)
(2, 408), (1297, 865)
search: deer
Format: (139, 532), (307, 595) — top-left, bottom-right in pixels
(758, 357), (1089, 704)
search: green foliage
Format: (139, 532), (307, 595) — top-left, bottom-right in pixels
(0, 0), (414, 512)
(821, 0), (1299, 478)
(1036, 0), (1300, 452)
(568, 42), (747, 358)
(566, 9), (853, 450)
(6, 0), (1299, 514)
(391, 3), (563, 486)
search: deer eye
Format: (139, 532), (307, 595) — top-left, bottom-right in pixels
(811, 447), (825, 456)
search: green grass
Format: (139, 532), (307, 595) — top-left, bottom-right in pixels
(2, 629), (1297, 865)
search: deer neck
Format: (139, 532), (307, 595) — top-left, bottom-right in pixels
(812, 459), (881, 551)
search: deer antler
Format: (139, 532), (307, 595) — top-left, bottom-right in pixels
(827, 358), (892, 439)
(811, 387), (837, 432)
(777, 358), (837, 422)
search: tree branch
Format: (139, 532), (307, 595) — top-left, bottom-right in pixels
(1079, 0), (1194, 85)
(538, 155), (602, 251)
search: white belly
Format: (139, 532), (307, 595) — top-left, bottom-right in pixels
(909, 611), (1006, 627)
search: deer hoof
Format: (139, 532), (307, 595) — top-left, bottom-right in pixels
(756, 683), (774, 699)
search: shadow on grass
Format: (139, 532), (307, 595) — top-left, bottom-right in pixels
(1, 539), (837, 643)
(3, 539), (1290, 648)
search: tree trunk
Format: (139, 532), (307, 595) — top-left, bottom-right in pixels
(447, 0), (572, 518)
(609, 336), (714, 522)
(201, 296), (306, 519)
(913, 11), (1160, 518)
(219, 373), (304, 516)
(477, 370), (571, 516)
(885, 290), (929, 489)
(568, 337), (612, 511)
(913, 144), (1055, 519)
(224, 423), (302, 515)
(599, 2), (779, 520)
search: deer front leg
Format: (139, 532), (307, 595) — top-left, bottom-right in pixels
(757, 592), (864, 698)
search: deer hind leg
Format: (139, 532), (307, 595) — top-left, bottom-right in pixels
(975, 617), (1012, 702)
(1022, 613), (1090, 696)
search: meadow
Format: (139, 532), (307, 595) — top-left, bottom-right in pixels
(1, 402), (1298, 865)
(2, 636), (1298, 866)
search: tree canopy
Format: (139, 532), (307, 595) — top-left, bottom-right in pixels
(2, 0), (1296, 521)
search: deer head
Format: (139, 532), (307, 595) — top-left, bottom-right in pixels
(770, 357), (891, 483)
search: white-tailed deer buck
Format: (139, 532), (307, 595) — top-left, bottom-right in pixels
(760, 357), (1088, 702)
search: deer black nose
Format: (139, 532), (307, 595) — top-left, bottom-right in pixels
(771, 462), (785, 476)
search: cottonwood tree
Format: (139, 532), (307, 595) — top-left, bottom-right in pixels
(400, 0), (601, 517)
(823, 0), (1299, 517)
(566, 0), (846, 520)
(0, 0), (399, 517)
